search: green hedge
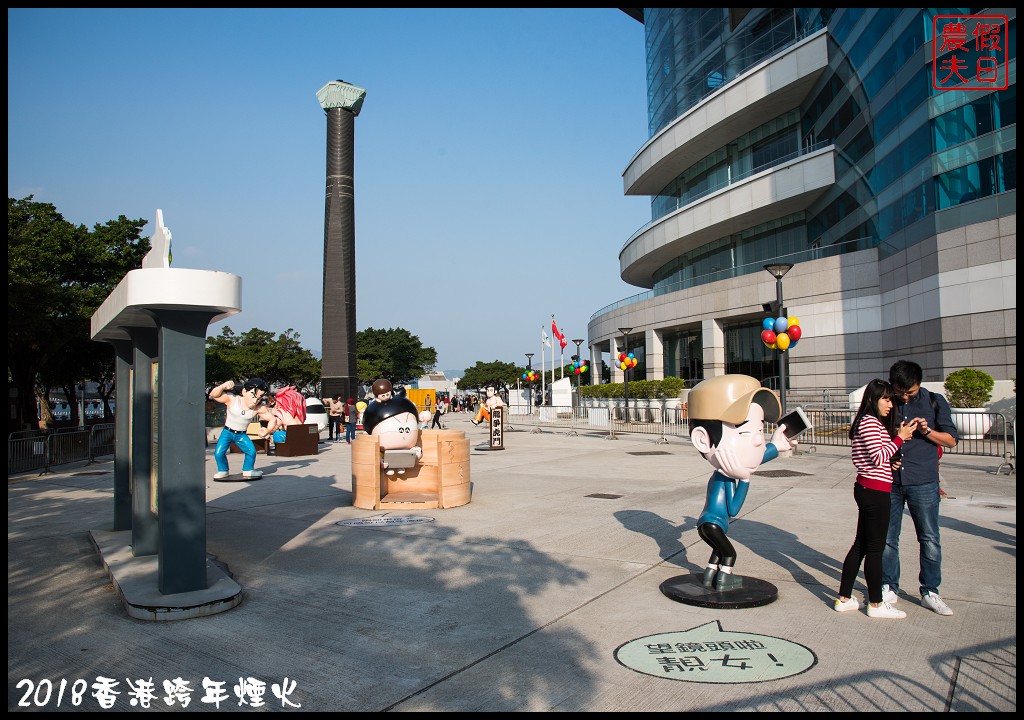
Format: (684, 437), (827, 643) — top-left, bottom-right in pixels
(580, 377), (687, 399)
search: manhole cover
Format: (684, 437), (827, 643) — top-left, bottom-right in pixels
(753, 470), (812, 477)
(982, 504), (1008, 509)
(73, 471), (108, 476)
(627, 451), (671, 456)
(586, 493), (623, 499)
(336, 516), (435, 527)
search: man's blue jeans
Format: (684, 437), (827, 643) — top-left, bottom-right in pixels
(882, 481), (942, 596)
(214, 428), (257, 473)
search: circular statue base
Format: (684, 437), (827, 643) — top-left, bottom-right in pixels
(660, 573), (778, 609)
(474, 445), (505, 451)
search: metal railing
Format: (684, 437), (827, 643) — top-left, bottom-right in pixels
(7, 423), (116, 476)
(507, 405), (1015, 461)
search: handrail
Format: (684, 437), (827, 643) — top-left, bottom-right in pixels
(508, 405), (1014, 461)
(7, 423), (115, 476)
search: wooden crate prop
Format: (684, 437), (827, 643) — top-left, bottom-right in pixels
(275, 423), (319, 457)
(351, 429), (470, 510)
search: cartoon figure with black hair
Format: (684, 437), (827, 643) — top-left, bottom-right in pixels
(688, 375), (792, 590)
(361, 385), (422, 475)
(210, 377), (272, 480)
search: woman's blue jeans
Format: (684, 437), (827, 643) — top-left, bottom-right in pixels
(214, 428), (257, 473)
(882, 481), (942, 596)
(344, 421), (356, 443)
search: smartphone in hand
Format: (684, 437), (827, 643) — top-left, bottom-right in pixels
(778, 407), (812, 438)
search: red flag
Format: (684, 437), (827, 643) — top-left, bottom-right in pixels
(552, 320), (567, 349)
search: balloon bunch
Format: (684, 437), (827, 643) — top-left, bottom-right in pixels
(618, 352), (638, 371)
(522, 370), (539, 382)
(761, 316), (802, 352)
(572, 358), (589, 375)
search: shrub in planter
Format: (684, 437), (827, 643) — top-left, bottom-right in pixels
(630, 379), (657, 399)
(944, 368), (994, 408)
(601, 383), (624, 399)
(659, 376), (686, 398)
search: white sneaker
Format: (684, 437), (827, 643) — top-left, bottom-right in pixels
(867, 601), (906, 619)
(881, 584), (898, 604)
(213, 471), (229, 480)
(834, 597), (860, 612)
(922, 592), (953, 616)
(242, 470), (263, 480)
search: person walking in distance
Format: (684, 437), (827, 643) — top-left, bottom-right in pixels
(882, 360), (959, 615)
(343, 398), (358, 444)
(835, 380), (916, 619)
(326, 395), (344, 442)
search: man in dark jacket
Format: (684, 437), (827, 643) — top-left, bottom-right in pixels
(882, 360), (958, 615)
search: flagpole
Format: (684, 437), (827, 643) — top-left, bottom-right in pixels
(541, 326), (546, 406)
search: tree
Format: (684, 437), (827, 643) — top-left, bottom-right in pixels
(205, 326), (322, 395)
(355, 327), (437, 386)
(457, 360), (521, 393)
(8, 197), (149, 429)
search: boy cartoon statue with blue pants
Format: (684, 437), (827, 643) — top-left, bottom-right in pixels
(210, 378), (272, 480)
(688, 375), (792, 590)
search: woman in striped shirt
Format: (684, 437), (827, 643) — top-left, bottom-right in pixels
(835, 379), (918, 618)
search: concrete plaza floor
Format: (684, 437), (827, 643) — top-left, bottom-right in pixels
(8, 413), (1016, 711)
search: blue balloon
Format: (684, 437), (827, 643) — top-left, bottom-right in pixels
(627, 352), (635, 359)
(762, 317), (775, 331)
(774, 317), (789, 333)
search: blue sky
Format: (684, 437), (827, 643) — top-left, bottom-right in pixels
(8, 8), (650, 378)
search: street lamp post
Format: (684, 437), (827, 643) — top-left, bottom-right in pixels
(618, 327), (633, 422)
(571, 338), (584, 410)
(525, 353), (534, 413)
(763, 263), (794, 414)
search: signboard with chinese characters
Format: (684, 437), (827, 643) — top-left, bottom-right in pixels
(489, 406), (504, 449)
(932, 14), (1009, 91)
(615, 621), (817, 684)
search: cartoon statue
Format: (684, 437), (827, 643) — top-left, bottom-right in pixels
(361, 385), (422, 475)
(687, 374), (792, 590)
(210, 378), (272, 480)
(371, 378), (394, 403)
(265, 385), (307, 444)
(471, 385), (504, 426)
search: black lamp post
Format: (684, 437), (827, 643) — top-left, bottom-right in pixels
(618, 327), (633, 422)
(763, 263), (794, 414)
(572, 338), (584, 410)
(525, 353), (534, 412)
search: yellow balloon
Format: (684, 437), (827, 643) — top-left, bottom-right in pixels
(766, 342), (777, 350)
(787, 316), (799, 327)
(776, 332), (791, 351)
(356, 401), (367, 412)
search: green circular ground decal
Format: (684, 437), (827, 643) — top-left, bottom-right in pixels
(615, 620), (817, 683)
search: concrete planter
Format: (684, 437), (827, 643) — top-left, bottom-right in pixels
(952, 408), (993, 440)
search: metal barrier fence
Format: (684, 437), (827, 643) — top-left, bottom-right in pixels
(7, 423), (116, 476)
(507, 406), (1015, 461)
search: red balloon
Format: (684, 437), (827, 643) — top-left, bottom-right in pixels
(761, 329), (777, 345)
(787, 325), (802, 341)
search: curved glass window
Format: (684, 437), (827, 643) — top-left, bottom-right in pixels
(651, 112), (800, 221)
(644, 8), (827, 136)
(933, 85), (1016, 150)
(936, 150), (1017, 209)
(652, 215), (807, 293)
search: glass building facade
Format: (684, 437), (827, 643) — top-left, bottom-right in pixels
(589, 8), (1016, 391)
